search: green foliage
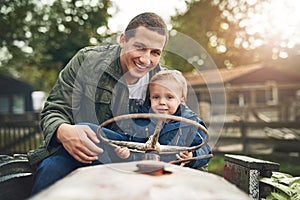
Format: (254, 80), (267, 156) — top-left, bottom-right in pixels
(260, 172), (300, 200)
(208, 154), (224, 176)
(0, 0), (39, 70)
(0, 0), (111, 91)
(167, 0), (300, 72)
(165, 0), (222, 71)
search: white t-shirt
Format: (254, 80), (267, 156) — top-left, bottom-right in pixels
(127, 73), (149, 102)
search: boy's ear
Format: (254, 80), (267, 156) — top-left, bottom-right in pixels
(181, 97), (186, 103)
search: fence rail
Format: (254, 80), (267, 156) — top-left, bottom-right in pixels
(0, 113), (42, 154)
(213, 121), (300, 158)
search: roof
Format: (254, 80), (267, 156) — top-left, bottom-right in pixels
(0, 74), (33, 94)
(184, 64), (300, 86)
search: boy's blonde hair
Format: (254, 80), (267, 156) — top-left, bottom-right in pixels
(150, 70), (187, 100)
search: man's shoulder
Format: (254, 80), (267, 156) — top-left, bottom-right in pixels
(77, 44), (120, 69)
(80, 44), (119, 55)
(69, 44), (121, 80)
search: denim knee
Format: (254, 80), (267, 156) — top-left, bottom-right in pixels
(31, 148), (86, 195)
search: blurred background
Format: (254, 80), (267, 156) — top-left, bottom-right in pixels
(0, 0), (299, 176)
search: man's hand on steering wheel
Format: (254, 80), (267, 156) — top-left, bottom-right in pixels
(56, 123), (104, 164)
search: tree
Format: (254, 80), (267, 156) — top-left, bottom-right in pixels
(0, 0), (39, 73)
(164, 0), (221, 72)
(166, 0), (300, 72)
(0, 0), (111, 91)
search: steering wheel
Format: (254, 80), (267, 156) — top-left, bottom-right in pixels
(96, 113), (210, 159)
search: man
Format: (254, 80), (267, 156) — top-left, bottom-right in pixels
(28, 12), (168, 195)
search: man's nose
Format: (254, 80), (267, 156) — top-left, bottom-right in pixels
(139, 51), (151, 65)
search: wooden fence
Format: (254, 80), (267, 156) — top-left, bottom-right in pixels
(0, 113), (299, 157)
(0, 113), (42, 154)
(212, 121), (300, 158)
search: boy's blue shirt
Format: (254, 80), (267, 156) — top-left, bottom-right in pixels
(111, 104), (212, 168)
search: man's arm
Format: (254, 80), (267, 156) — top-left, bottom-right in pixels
(56, 123), (103, 163)
(41, 49), (103, 163)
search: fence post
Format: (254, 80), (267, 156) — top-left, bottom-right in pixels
(240, 120), (247, 154)
(223, 154), (280, 200)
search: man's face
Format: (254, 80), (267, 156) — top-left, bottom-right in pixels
(119, 26), (166, 85)
(149, 80), (183, 115)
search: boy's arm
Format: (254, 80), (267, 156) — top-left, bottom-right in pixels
(186, 144), (212, 168)
(185, 120), (212, 168)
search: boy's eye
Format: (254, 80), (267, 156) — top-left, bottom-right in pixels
(152, 95), (159, 99)
(152, 50), (161, 56)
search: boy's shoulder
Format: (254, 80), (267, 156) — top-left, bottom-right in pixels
(179, 104), (205, 123)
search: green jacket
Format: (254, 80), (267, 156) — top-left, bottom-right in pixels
(27, 44), (163, 165)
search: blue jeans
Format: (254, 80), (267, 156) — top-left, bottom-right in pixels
(31, 147), (99, 195)
(31, 123), (125, 196)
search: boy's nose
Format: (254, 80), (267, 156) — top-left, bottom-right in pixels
(159, 98), (166, 104)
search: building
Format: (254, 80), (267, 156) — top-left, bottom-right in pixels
(0, 75), (33, 114)
(184, 64), (300, 122)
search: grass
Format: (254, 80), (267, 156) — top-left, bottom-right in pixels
(208, 154), (224, 176)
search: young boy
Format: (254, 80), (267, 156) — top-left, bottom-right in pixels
(100, 70), (212, 168)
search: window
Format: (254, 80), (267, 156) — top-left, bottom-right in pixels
(0, 95), (9, 114)
(13, 94), (25, 113)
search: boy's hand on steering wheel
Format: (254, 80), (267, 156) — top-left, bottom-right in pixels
(176, 151), (193, 166)
(114, 146), (130, 159)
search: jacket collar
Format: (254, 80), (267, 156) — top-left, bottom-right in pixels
(104, 45), (125, 84)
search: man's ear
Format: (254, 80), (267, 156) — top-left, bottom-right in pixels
(119, 33), (125, 48)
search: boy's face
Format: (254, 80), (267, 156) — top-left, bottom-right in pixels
(149, 80), (183, 115)
(119, 26), (166, 85)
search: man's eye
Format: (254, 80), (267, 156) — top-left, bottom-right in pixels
(135, 45), (145, 50)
